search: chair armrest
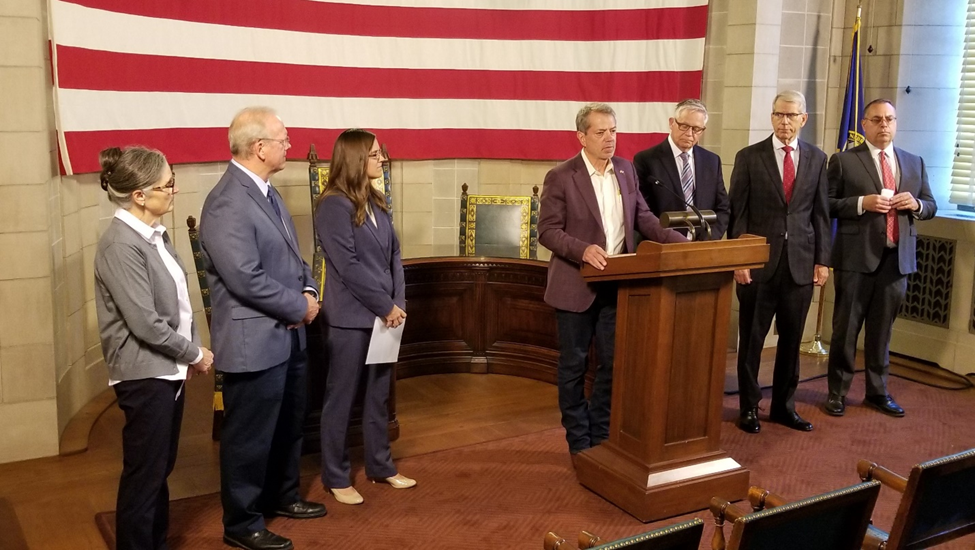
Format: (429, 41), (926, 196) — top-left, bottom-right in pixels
(578, 531), (602, 549)
(857, 460), (909, 493)
(710, 497), (748, 550)
(862, 524), (889, 550)
(747, 486), (788, 510)
(544, 531), (574, 550)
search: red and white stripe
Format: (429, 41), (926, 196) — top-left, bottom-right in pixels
(50, 0), (708, 174)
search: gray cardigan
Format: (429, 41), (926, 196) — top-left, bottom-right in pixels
(95, 217), (201, 381)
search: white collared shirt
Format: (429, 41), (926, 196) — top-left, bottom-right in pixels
(668, 136), (695, 211)
(109, 209), (198, 385)
(856, 141), (922, 218)
(581, 150), (624, 255)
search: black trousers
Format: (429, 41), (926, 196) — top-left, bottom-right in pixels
(736, 246), (814, 415)
(220, 332), (307, 536)
(320, 326), (397, 489)
(114, 378), (185, 550)
(828, 247), (907, 398)
(555, 284), (617, 454)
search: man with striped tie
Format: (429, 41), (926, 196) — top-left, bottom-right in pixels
(728, 91), (831, 434)
(634, 99), (730, 240)
(824, 99), (936, 419)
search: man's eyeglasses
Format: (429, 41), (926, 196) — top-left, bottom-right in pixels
(674, 122), (706, 135)
(772, 112), (805, 120)
(151, 173), (176, 193)
(259, 136), (291, 147)
(864, 116), (896, 126)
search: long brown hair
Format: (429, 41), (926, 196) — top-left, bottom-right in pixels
(319, 129), (388, 226)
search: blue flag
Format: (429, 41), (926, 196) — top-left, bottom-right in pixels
(837, 8), (865, 151)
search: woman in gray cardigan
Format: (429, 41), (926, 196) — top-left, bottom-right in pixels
(94, 146), (214, 550)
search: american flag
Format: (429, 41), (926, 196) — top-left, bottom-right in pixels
(50, 0), (708, 174)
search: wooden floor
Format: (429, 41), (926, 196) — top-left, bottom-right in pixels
(0, 348), (963, 549)
(0, 372), (561, 550)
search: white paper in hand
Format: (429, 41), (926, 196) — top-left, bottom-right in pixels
(365, 316), (405, 364)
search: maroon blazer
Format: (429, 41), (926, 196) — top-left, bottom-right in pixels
(538, 153), (686, 312)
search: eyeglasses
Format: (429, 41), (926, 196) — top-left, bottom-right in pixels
(772, 112), (805, 120)
(674, 122), (706, 135)
(150, 173), (176, 193)
(368, 150), (386, 161)
(259, 136), (291, 147)
(864, 116), (896, 126)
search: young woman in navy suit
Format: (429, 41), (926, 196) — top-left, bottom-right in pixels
(315, 129), (415, 505)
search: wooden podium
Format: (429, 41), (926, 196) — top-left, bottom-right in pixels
(573, 235), (769, 522)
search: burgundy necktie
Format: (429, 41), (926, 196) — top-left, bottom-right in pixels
(879, 151), (899, 243)
(782, 145), (795, 203)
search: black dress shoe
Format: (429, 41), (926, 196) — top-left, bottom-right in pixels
(824, 394), (846, 416)
(769, 411), (814, 432)
(223, 529), (294, 550)
(272, 499), (327, 519)
(864, 394), (905, 417)
(738, 408), (761, 433)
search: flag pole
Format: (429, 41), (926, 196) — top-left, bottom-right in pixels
(801, 2), (863, 357)
(800, 284), (830, 355)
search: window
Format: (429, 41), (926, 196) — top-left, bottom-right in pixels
(951, 0), (975, 210)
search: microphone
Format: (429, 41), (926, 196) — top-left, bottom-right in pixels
(649, 175), (715, 241)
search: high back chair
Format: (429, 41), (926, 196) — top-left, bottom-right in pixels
(459, 183), (539, 259)
(857, 448), (975, 549)
(710, 482), (881, 550)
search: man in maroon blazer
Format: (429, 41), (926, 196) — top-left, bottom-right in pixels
(538, 103), (686, 455)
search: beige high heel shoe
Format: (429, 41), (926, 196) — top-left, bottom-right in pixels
(372, 473), (416, 489)
(329, 486), (364, 505)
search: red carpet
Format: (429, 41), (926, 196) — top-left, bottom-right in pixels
(97, 375), (975, 549)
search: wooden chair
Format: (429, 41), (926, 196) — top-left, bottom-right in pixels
(857, 448), (975, 549)
(186, 215), (223, 440)
(308, 143), (393, 292)
(543, 519), (703, 550)
(459, 183), (539, 259)
(710, 482), (881, 550)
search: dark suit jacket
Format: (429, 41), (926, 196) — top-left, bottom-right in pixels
(828, 143), (937, 275)
(634, 139), (730, 240)
(315, 195), (405, 329)
(729, 136), (831, 284)
(538, 153), (686, 312)
(200, 162), (317, 373)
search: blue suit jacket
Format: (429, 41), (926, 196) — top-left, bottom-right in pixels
(200, 163), (316, 373)
(315, 195), (405, 329)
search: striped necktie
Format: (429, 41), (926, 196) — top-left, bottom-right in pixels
(679, 152), (694, 208)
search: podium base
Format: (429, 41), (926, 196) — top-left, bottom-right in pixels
(573, 445), (749, 522)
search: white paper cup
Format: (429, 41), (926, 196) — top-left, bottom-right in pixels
(880, 189), (894, 199)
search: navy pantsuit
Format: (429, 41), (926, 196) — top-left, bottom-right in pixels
(315, 194), (405, 488)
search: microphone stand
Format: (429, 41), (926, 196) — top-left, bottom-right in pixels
(651, 176), (713, 241)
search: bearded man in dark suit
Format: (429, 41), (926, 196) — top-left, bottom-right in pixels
(824, 98), (937, 419)
(634, 99), (730, 240)
(538, 103), (686, 455)
(728, 90), (831, 434)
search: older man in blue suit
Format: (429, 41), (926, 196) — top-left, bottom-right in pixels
(201, 107), (326, 550)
